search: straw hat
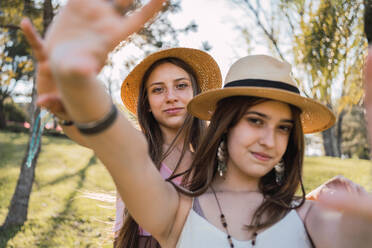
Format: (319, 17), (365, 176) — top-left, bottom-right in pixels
(187, 55), (335, 134)
(121, 48), (222, 114)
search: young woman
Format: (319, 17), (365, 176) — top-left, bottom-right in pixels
(114, 48), (221, 247)
(21, 1), (372, 247)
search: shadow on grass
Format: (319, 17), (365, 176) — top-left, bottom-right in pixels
(0, 225), (22, 248)
(0, 155), (96, 248)
(36, 155), (97, 247)
(36, 155), (98, 191)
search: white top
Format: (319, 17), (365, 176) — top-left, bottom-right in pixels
(176, 207), (312, 248)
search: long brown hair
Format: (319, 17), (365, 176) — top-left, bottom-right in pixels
(116, 58), (206, 248)
(180, 96), (306, 231)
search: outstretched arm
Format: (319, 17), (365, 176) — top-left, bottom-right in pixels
(23, 0), (180, 243)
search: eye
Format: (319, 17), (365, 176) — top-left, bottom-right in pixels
(278, 125), (293, 134)
(176, 82), (190, 89)
(150, 86), (164, 94)
(247, 117), (264, 126)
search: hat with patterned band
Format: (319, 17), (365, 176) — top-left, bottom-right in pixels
(121, 47), (222, 115)
(187, 55), (335, 134)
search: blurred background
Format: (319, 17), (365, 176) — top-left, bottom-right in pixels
(1, 0), (371, 247)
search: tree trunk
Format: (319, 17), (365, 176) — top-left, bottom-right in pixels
(0, 98), (6, 129)
(322, 125), (340, 157)
(336, 110), (346, 157)
(365, 0), (372, 44)
(1, 110), (41, 227)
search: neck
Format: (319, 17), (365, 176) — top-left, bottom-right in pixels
(213, 163), (261, 193)
(161, 126), (186, 150)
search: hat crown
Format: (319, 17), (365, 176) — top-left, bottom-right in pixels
(224, 55), (297, 87)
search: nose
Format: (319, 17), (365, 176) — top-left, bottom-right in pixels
(258, 127), (275, 148)
(165, 88), (178, 103)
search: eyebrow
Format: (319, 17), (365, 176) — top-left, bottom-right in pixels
(147, 77), (190, 87)
(246, 111), (294, 124)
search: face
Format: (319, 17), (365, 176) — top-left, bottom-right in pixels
(146, 62), (194, 131)
(226, 100), (293, 180)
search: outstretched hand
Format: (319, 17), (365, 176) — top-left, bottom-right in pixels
(21, 0), (166, 118)
(43, 0), (166, 77)
(306, 175), (366, 201)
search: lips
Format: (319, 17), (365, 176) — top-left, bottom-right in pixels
(163, 107), (184, 115)
(251, 151), (272, 161)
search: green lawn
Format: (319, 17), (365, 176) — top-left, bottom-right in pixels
(0, 131), (371, 247)
(0, 131), (116, 248)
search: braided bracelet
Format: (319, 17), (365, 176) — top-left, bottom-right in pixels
(75, 104), (118, 135)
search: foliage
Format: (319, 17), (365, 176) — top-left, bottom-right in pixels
(0, 0), (43, 129)
(230, 0), (368, 157)
(4, 101), (27, 123)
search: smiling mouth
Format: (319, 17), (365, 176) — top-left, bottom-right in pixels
(251, 152), (272, 161)
(164, 107), (184, 114)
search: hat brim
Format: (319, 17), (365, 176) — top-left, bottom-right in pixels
(187, 87), (335, 134)
(121, 48), (222, 115)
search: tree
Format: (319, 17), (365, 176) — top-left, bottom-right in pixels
(231, 0), (367, 157)
(1, 0), (52, 229)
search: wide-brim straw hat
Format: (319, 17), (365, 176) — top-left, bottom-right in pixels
(121, 47), (222, 115)
(187, 55), (335, 134)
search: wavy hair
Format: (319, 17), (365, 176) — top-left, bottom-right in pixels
(115, 57), (206, 248)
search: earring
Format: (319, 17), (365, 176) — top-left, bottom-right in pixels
(217, 138), (227, 177)
(274, 160), (285, 185)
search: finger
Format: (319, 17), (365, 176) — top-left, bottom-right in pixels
(119, 0), (166, 39)
(37, 94), (66, 114)
(20, 18), (47, 62)
(319, 190), (372, 220)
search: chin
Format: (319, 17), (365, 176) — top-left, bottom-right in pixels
(161, 119), (184, 130)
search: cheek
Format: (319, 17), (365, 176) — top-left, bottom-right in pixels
(277, 135), (290, 155)
(148, 95), (162, 110)
(180, 89), (194, 103)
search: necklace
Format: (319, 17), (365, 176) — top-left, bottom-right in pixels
(210, 186), (258, 247)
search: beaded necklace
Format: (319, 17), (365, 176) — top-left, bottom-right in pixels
(210, 186), (258, 247)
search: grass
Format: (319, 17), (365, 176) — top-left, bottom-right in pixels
(0, 130), (372, 247)
(0, 131), (116, 248)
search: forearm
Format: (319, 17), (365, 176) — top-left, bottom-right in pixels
(61, 125), (91, 148)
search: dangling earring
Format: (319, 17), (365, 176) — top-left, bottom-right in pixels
(217, 138), (227, 177)
(274, 160), (285, 185)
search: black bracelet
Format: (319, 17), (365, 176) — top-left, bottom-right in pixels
(75, 104), (118, 135)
